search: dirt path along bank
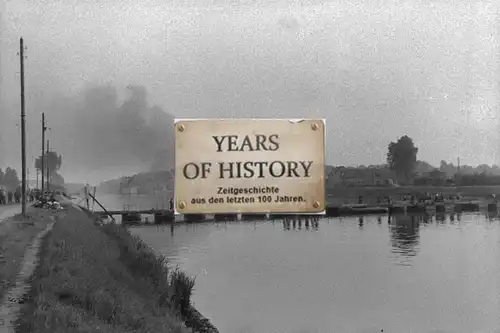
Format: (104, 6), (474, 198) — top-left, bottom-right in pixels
(0, 208), (59, 332)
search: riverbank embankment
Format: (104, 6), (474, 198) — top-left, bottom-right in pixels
(10, 205), (217, 333)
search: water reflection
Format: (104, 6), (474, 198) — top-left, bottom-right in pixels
(282, 216), (320, 231)
(389, 214), (420, 262)
(155, 223), (176, 236)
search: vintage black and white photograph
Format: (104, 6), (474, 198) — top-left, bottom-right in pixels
(0, 0), (499, 332)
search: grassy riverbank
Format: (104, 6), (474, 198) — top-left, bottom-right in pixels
(15, 206), (199, 333)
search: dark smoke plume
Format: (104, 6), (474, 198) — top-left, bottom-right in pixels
(37, 84), (174, 178)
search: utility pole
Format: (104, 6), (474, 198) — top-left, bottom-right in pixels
(41, 113), (46, 196)
(20, 37), (27, 216)
(46, 140), (50, 193)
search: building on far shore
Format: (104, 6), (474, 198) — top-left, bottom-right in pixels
(153, 184), (170, 194)
(120, 186), (139, 195)
(326, 166), (396, 187)
(414, 169), (449, 186)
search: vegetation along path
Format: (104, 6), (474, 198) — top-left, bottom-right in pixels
(8, 205), (215, 333)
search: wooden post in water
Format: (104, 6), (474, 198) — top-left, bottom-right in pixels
(92, 186), (96, 212)
(84, 185), (90, 210)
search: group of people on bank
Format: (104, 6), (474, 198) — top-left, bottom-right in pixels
(0, 187), (39, 205)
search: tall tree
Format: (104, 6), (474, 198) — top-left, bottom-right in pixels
(3, 167), (19, 190)
(386, 135), (418, 183)
(35, 151), (65, 188)
(35, 151), (62, 174)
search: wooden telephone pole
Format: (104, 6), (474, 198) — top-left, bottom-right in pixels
(46, 140), (50, 192)
(41, 112), (46, 196)
(20, 37), (27, 216)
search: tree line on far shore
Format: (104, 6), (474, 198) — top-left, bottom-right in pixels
(99, 134), (500, 193)
(386, 135), (500, 181)
(328, 135), (500, 187)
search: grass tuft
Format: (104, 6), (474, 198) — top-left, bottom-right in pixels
(169, 267), (196, 316)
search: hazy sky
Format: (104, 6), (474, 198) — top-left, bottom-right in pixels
(1, 0), (499, 183)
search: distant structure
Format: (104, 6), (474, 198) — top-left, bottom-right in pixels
(326, 166), (396, 187)
(120, 186), (139, 195)
(119, 176), (139, 195)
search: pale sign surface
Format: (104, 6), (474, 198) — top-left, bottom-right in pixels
(174, 119), (325, 214)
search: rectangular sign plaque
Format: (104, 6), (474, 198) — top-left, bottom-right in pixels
(174, 118), (325, 214)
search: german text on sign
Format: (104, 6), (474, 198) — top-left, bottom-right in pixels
(174, 119), (325, 214)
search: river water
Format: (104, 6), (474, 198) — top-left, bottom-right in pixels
(92, 194), (500, 333)
(129, 213), (500, 333)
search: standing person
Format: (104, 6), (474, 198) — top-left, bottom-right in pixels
(7, 191), (13, 204)
(14, 187), (20, 203)
(0, 188), (5, 205)
(169, 197), (174, 211)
